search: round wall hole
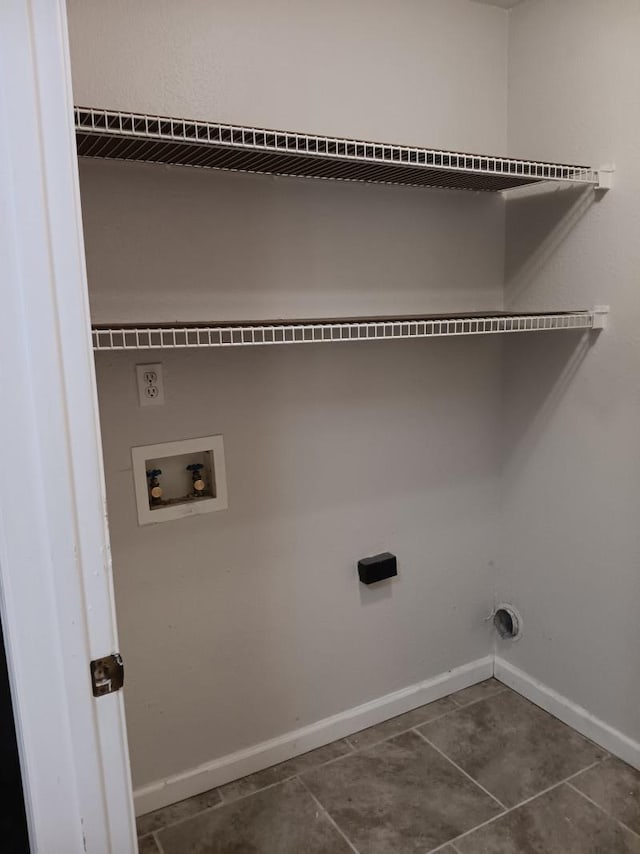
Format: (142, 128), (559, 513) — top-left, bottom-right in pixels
(493, 604), (522, 640)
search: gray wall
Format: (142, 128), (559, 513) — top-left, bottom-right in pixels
(69, 0), (508, 789)
(82, 160), (504, 325)
(96, 342), (501, 788)
(500, 0), (640, 743)
(68, 0), (508, 151)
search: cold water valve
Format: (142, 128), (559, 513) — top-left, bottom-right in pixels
(187, 463), (206, 497)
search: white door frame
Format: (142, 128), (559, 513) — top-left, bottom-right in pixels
(0, 1), (136, 851)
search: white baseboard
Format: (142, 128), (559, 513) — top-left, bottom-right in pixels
(494, 657), (640, 771)
(134, 655), (493, 816)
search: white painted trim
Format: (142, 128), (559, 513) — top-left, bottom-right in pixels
(134, 656), (493, 815)
(0, 1), (136, 851)
(494, 657), (640, 770)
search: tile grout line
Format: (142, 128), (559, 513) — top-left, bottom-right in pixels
(430, 758), (606, 851)
(148, 754), (618, 853)
(139, 682), (512, 839)
(137, 801), (226, 839)
(429, 839), (464, 854)
(219, 777), (296, 804)
(297, 775), (362, 854)
(345, 684), (510, 751)
(492, 681), (611, 759)
(141, 689), (612, 850)
(140, 748), (361, 835)
(427, 842), (459, 854)
(217, 745), (359, 805)
(565, 781), (640, 842)
(413, 728), (508, 812)
(146, 685), (507, 833)
(138, 741), (359, 839)
(450, 685), (509, 709)
(140, 781), (282, 837)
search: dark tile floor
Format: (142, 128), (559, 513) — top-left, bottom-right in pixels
(137, 679), (640, 853)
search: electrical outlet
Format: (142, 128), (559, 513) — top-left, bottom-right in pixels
(136, 363), (165, 407)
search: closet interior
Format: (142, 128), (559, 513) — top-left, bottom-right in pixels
(65, 0), (640, 850)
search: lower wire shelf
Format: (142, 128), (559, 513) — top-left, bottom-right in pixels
(92, 309), (606, 351)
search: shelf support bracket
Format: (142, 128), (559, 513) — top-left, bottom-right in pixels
(592, 305), (610, 330)
(597, 165), (615, 191)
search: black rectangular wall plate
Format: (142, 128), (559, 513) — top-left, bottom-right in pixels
(358, 552), (397, 585)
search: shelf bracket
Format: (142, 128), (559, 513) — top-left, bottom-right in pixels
(592, 305), (610, 330)
(597, 165), (615, 191)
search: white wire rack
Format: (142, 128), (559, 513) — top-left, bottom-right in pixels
(92, 311), (600, 351)
(75, 107), (602, 193)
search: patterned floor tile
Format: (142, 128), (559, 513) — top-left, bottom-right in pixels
(158, 778), (354, 854)
(456, 784), (640, 853)
(303, 730), (502, 854)
(419, 690), (604, 807)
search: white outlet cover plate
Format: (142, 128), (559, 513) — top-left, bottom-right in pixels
(131, 435), (228, 525)
(136, 362), (165, 406)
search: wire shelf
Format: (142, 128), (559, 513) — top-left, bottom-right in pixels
(75, 108), (601, 193)
(92, 311), (597, 351)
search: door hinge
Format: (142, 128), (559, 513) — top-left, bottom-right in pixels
(90, 653), (124, 697)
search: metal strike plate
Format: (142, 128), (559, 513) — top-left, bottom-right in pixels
(90, 653), (124, 697)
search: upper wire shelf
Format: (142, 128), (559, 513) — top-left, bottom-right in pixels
(92, 310), (604, 351)
(75, 107), (603, 193)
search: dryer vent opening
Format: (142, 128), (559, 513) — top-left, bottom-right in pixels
(493, 605), (522, 640)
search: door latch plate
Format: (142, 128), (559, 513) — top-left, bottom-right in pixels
(90, 653), (124, 697)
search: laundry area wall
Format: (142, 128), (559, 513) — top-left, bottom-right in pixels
(66, 0), (640, 813)
(499, 0), (640, 751)
(69, 0), (507, 795)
